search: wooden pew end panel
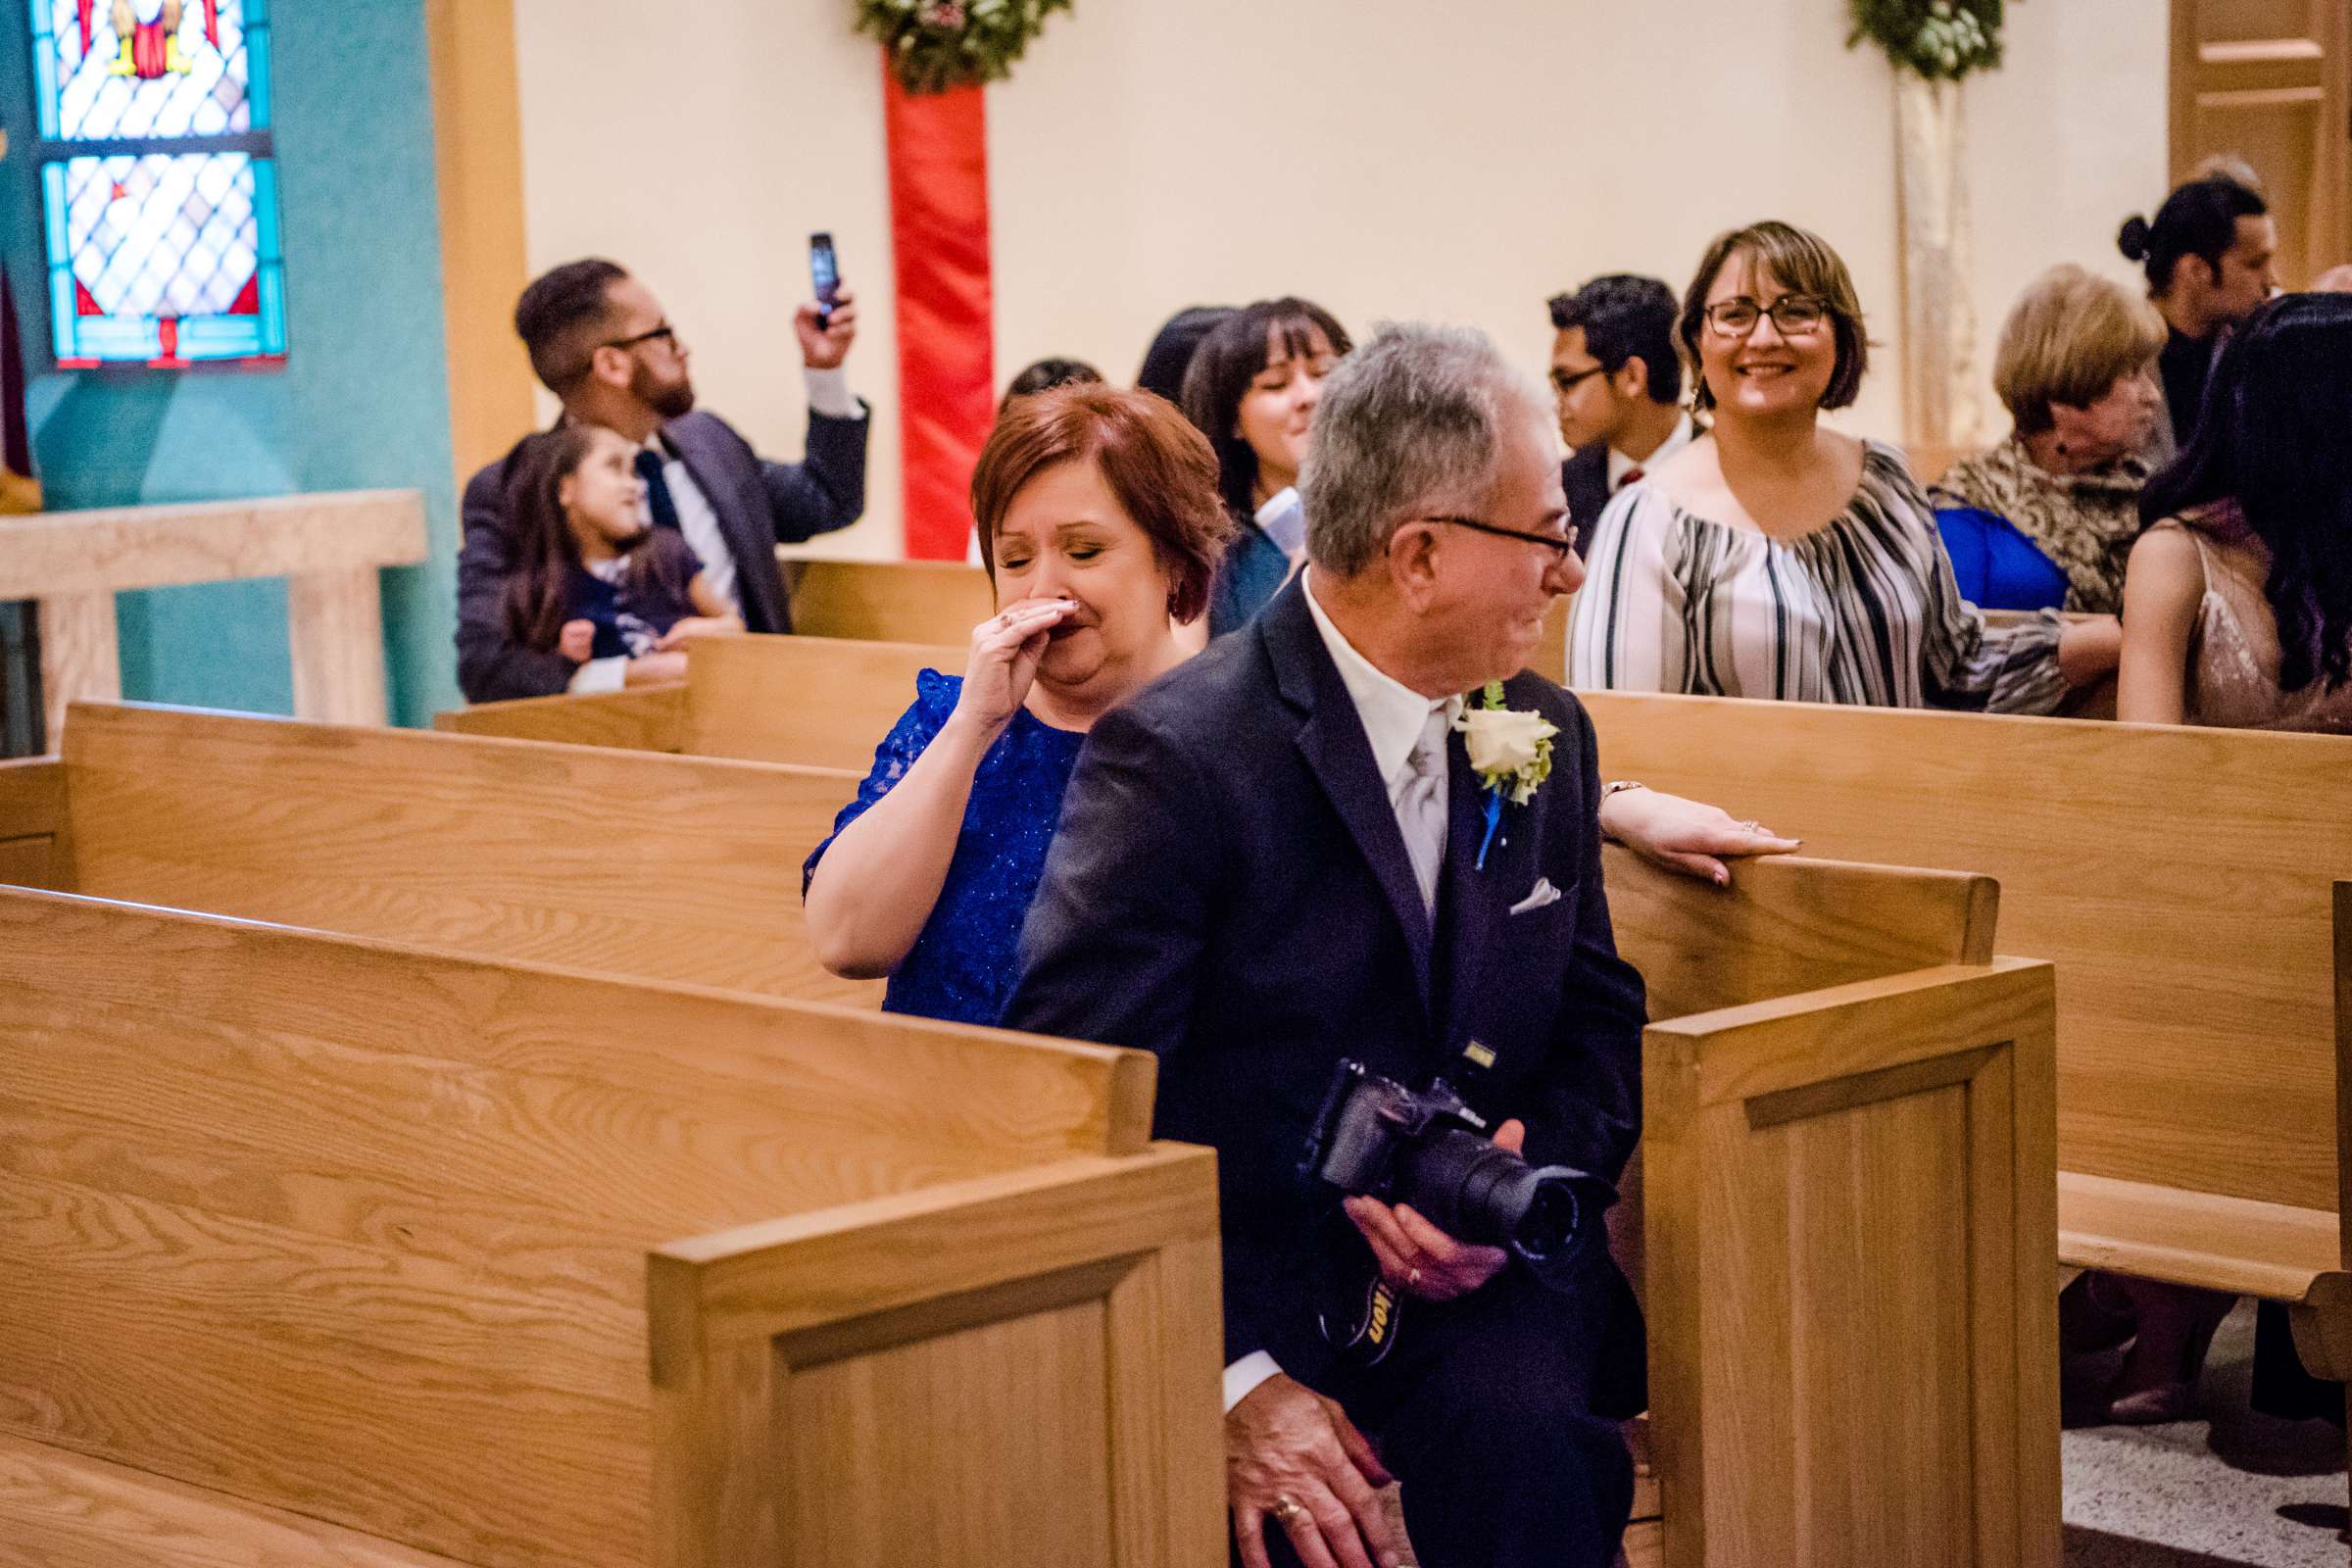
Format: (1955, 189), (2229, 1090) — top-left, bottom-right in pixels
(648, 1146), (1226, 1568)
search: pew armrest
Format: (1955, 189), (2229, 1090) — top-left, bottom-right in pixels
(645, 1145), (1226, 1568)
(1642, 956), (2060, 1567)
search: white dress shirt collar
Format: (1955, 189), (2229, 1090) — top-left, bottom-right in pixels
(1607, 411), (1694, 491)
(1302, 571), (1463, 801)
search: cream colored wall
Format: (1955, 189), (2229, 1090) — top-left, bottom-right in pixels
(513, 0), (2170, 560)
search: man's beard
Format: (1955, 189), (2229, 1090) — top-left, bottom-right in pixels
(634, 363), (697, 420)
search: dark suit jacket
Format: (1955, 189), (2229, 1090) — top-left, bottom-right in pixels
(1561, 446), (1611, 560)
(1003, 578), (1647, 1388)
(456, 406), (869, 703)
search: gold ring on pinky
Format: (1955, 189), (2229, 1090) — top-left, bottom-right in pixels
(1271, 1495), (1308, 1526)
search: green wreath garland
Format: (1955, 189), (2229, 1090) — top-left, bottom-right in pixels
(1848, 0), (2009, 81)
(857, 0), (1076, 96)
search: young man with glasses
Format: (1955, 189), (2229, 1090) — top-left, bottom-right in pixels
(457, 258), (870, 702)
(1545, 274), (1692, 557)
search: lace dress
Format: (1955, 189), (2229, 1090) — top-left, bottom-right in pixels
(803, 669), (1088, 1026)
(2150, 510), (2352, 733)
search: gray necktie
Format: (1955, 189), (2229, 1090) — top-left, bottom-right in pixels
(1396, 708), (1450, 916)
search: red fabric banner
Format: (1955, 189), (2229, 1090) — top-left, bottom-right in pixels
(883, 66), (995, 561)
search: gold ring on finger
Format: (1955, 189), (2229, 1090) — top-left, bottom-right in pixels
(1408, 1266), (1421, 1287)
(1271, 1495), (1307, 1526)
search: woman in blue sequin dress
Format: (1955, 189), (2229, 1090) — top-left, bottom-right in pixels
(804, 387), (1231, 1025)
(805, 386), (1803, 1027)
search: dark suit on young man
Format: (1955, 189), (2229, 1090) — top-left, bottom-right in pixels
(1561, 445), (1613, 559)
(455, 406), (868, 703)
(1004, 576), (1648, 1568)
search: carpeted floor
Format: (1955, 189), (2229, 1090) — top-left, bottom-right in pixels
(2063, 1302), (2347, 1566)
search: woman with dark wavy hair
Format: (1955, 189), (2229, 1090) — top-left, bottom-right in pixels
(2082, 293), (2352, 1428)
(2121, 291), (2352, 731)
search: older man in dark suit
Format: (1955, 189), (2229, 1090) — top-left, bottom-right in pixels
(1005, 324), (1646, 1568)
(1547, 274), (1690, 557)
(456, 259), (869, 702)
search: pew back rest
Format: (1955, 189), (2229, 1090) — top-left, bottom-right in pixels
(783, 558), (994, 644)
(434, 680), (688, 753)
(0, 887), (1154, 1568)
(51, 702), (880, 1008)
(1586, 691), (2352, 1214)
(1603, 845), (1993, 1018)
(682, 634), (963, 771)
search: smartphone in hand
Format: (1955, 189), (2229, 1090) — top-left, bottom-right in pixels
(809, 232), (841, 327)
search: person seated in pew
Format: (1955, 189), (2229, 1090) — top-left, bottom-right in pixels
(1135, 304), (1236, 406)
(1183, 299), (1353, 637)
(2121, 292), (2352, 733)
(1928, 266), (2167, 614)
(2073, 294), (2352, 1425)
(1568, 220), (2121, 710)
(457, 258), (869, 703)
(500, 424), (742, 678)
(1003, 325), (1654, 1568)
(804, 384), (1796, 1029)
(1546, 273), (1694, 557)
(2117, 174), (2278, 453)
(999, 356), (1103, 416)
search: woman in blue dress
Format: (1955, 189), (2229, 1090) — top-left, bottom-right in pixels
(804, 384), (1799, 1027)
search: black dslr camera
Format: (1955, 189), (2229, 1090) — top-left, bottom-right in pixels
(1301, 1054), (1614, 1276)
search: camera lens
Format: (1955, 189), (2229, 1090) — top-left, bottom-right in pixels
(1400, 1130), (1599, 1265)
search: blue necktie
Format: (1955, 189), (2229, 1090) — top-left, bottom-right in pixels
(634, 447), (682, 533)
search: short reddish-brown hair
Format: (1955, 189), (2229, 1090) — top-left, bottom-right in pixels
(970, 385), (1233, 624)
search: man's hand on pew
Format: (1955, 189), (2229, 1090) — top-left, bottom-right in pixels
(1229, 1374), (1410, 1568)
(1599, 786), (1801, 887)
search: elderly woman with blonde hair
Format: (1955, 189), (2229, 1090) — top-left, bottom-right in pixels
(1930, 265), (2170, 614)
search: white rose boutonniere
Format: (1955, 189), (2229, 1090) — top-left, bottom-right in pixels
(1453, 680), (1557, 867)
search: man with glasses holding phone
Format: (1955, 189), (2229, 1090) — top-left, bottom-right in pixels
(457, 257), (869, 702)
(1544, 274), (1692, 557)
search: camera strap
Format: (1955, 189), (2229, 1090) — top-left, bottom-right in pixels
(1319, 1274), (1403, 1368)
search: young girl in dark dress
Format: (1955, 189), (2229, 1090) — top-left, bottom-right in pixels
(501, 422), (739, 671)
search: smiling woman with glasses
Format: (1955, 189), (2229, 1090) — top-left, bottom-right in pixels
(1568, 219), (2121, 712)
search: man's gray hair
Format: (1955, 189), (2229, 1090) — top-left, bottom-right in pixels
(1300, 323), (1545, 577)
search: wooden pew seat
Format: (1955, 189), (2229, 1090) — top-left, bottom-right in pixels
(1586, 690), (2352, 1381)
(5, 699), (2062, 1566)
(0, 888), (1218, 1568)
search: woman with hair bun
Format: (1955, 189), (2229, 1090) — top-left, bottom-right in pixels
(2117, 174), (2278, 449)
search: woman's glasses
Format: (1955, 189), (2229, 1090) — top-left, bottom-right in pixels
(1702, 295), (1829, 339)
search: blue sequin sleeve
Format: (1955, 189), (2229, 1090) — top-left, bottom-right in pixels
(802, 669), (959, 897)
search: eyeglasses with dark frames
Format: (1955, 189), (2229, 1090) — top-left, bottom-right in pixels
(1702, 295), (1829, 339)
(1549, 365), (1609, 398)
(1418, 514), (1577, 561)
(604, 322), (680, 353)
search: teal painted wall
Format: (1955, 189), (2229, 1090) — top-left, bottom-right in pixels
(0, 1), (460, 728)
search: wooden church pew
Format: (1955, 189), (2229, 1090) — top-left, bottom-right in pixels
(1583, 691), (2352, 1382)
(0, 887), (1220, 1568)
(5, 701), (2058, 1566)
(438, 635), (958, 774)
(781, 556), (994, 644)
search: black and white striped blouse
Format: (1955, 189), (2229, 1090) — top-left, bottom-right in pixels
(1568, 440), (2067, 713)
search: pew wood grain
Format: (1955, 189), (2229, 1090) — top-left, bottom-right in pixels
(0, 887), (1200, 1568)
(780, 558), (994, 645)
(1586, 692), (2352, 1326)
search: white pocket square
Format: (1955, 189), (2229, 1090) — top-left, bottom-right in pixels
(1509, 878), (1563, 916)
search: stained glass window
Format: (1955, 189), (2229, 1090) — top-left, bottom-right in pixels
(27, 1), (285, 367)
